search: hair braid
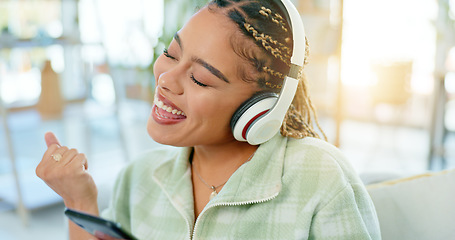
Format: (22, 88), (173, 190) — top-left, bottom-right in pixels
(243, 23), (291, 66)
(262, 66), (284, 81)
(255, 27), (292, 55)
(258, 6), (289, 33)
(280, 69), (327, 140)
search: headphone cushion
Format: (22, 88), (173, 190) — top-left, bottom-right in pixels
(230, 91), (278, 132)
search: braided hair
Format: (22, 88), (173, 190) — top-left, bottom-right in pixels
(208, 0), (326, 140)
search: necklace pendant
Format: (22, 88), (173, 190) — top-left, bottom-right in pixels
(210, 190), (217, 200)
(210, 186), (217, 200)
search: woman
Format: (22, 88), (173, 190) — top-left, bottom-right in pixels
(36, 0), (381, 239)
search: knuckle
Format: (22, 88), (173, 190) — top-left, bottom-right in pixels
(36, 165), (48, 178)
(46, 146), (57, 155)
(35, 167), (43, 177)
(68, 148), (78, 155)
(49, 144), (60, 150)
(39, 170), (51, 180)
(78, 153), (87, 159)
(36, 165), (58, 181)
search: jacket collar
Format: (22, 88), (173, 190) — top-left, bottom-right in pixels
(152, 147), (195, 224)
(152, 133), (287, 220)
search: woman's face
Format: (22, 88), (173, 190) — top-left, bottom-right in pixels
(147, 7), (259, 147)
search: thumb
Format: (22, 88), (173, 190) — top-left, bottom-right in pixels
(44, 131), (61, 148)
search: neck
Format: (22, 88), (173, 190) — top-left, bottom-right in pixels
(191, 141), (258, 182)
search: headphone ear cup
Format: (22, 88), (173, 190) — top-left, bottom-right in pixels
(231, 92), (278, 142)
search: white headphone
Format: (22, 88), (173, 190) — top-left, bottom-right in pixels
(230, 0), (306, 145)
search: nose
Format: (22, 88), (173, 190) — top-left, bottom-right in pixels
(157, 68), (184, 95)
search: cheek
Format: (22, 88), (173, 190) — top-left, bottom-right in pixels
(191, 95), (238, 125)
(153, 56), (166, 82)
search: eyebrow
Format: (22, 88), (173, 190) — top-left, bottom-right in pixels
(174, 33), (183, 51)
(192, 57), (230, 83)
(174, 33), (230, 84)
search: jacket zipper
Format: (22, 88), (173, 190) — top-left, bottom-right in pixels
(191, 192), (279, 240)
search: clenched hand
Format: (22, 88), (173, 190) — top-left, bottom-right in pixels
(36, 132), (98, 211)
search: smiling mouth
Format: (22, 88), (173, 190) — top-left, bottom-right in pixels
(154, 96), (186, 118)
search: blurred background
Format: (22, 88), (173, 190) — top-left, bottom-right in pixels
(0, 0), (454, 239)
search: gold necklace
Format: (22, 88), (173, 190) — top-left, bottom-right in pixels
(192, 152), (255, 201)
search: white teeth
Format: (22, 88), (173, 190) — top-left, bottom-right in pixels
(154, 97), (185, 116)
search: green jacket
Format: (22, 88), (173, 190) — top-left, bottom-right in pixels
(102, 134), (381, 239)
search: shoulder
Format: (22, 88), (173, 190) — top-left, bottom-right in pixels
(283, 137), (363, 196)
(286, 137), (354, 175)
(286, 137), (345, 163)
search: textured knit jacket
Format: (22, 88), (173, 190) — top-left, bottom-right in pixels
(102, 134), (381, 239)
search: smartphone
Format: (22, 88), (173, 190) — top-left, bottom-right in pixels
(64, 208), (138, 240)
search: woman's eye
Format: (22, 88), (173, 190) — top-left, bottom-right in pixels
(190, 74), (208, 87)
(163, 48), (176, 60)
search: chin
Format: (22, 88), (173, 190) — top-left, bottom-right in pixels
(146, 124), (186, 147)
(147, 124), (171, 145)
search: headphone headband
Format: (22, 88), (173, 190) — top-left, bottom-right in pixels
(279, 0), (306, 69)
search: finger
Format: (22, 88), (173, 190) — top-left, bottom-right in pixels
(69, 153), (88, 171)
(62, 149), (78, 166)
(84, 155), (88, 170)
(45, 131), (61, 148)
(42, 144), (61, 163)
(48, 146), (69, 163)
(80, 153), (88, 170)
(37, 146), (68, 179)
